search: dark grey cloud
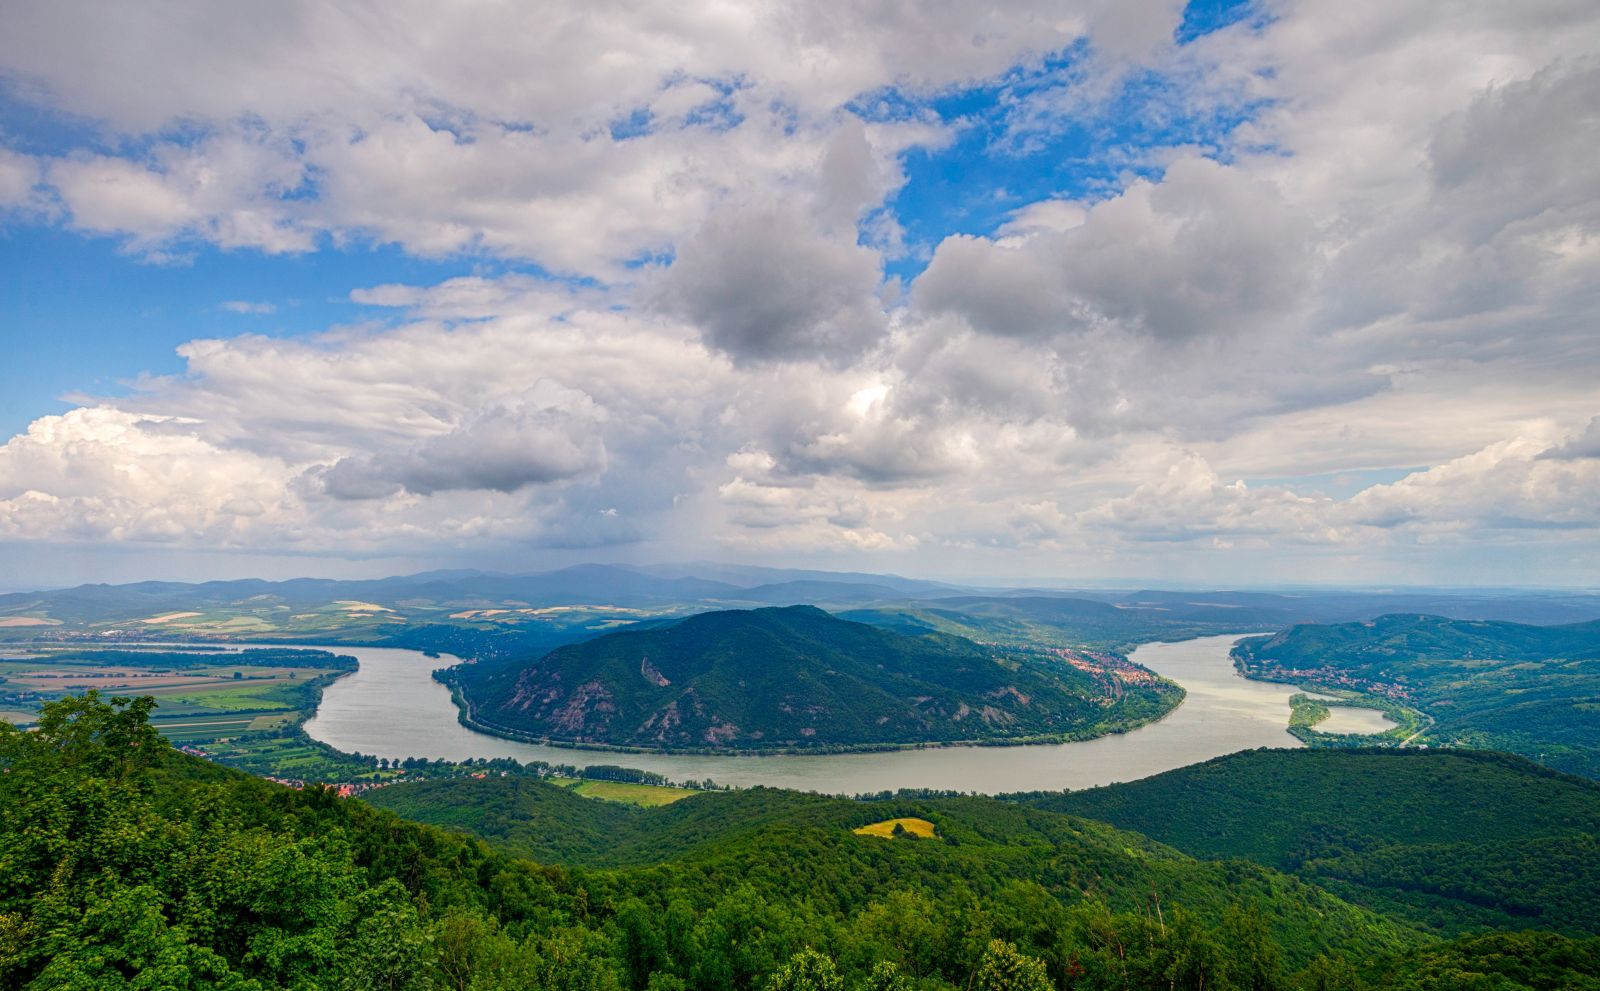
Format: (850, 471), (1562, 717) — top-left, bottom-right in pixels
(655, 205), (888, 364)
(1429, 57), (1600, 239)
(313, 394), (606, 500)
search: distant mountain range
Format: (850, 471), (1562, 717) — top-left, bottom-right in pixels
(4, 563), (1600, 693)
(443, 605), (1180, 751)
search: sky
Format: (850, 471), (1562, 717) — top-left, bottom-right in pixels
(0, 0), (1597, 590)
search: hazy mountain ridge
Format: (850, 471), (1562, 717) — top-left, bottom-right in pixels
(6, 566), (1599, 647)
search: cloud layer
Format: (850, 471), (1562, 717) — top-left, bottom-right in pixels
(1, 0), (1597, 583)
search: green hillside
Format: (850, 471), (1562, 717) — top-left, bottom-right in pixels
(363, 774), (1424, 966)
(1019, 749), (1600, 936)
(8, 692), (1600, 990)
(1234, 615), (1600, 776)
(444, 605), (1179, 751)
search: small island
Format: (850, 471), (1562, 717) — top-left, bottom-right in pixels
(439, 605), (1181, 753)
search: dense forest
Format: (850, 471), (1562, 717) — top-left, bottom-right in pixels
(1234, 615), (1600, 776)
(444, 606), (1179, 752)
(6, 692), (1599, 990)
(1022, 748), (1600, 937)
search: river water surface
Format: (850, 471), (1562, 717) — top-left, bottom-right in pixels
(303, 633), (1303, 794)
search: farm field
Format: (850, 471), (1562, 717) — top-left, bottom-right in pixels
(0, 645), (356, 744)
(548, 777), (694, 806)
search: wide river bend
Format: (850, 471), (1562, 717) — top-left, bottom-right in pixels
(304, 633), (1304, 794)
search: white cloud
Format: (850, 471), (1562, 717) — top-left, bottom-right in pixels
(0, 0), (1172, 273)
(0, 148), (41, 208)
(1346, 434), (1600, 532)
(48, 136), (314, 255)
(914, 158), (1314, 341)
(220, 300), (276, 315)
(1, 0), (1598, 583)
(0, 1), (1173, 129)
(1541, 416), (1600, 461)
(1077, 453), (1341, 544)
(0, 408), (292, 545)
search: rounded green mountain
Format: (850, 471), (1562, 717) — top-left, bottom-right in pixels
(446, 605), (1177, 752)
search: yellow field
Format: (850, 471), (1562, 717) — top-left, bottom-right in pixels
(550, 778), (694, 807)
(853, 817), (937, 839)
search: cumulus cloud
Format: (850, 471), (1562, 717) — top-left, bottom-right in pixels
(715, 462), (912, 552)
(914, 158), (1313, 341)
(0, 1), (1170, 129)
(0, 0), (1170, 273)
(1072, 426), (1600, 551)
(1346, 436), (1600, 532)
(1077, 454), (1339, 544)
(312, 385), (607, 500)
(0, 408), (290, 544)
(2, 0), (1599, 582)
(1539, 416), (1600, 460)
(48, 136), (314, 255)
(655, 204), (889, 364)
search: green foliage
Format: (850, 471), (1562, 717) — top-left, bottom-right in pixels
(767, 949), (845, 991)
(1235, 615), (1600, 776)
(1285, 693), (1427, 749)
(1355, 931), (1600, 991)
(24, 647), (358, 671)
(974, 939), (1053, 991)
(1024, 748), (1600, 937)
(4, 692), (1597, 991)
(448, 606), (1180, 752)
(367, 777), (1418, 967)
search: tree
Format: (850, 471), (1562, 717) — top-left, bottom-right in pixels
(31, 690), (166, 780)
(974, 940), (1053, 991)
(765, 949), (843, 991)
(1294, 955), (1363, 991)
(1224, 904), (1285, 991)
(857, 961), (911, 991)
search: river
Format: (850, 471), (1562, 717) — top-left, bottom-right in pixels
(303, 633), (1304, 794)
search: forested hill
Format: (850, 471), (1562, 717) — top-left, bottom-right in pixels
(444, 605), (1179, 751)
(1233, 615), (1600, 777)
(1017, 748), (1600, 937)
(362, 774), (1419, 963)
(1236, 614), (1600, 669)
(6, 693), (1600, 990)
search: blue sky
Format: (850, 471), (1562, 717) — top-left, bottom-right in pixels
(0, 0), (1596, 587)
(2, 231), (507, 436)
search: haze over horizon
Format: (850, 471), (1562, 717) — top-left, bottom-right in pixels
(2, 1), (1597, 589)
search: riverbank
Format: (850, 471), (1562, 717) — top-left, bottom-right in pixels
(299, 634), (1301, 794)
